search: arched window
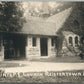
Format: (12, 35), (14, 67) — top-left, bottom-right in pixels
(75, 36), (78, 46)
(69, 37), (73, 46)
(81, 36), (84, 44)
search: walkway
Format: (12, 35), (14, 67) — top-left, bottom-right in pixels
(1, 61), (84, 73)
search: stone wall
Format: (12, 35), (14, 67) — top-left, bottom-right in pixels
(0, 46), (4, 61)
(26, 36), (57, 60)
(48, 38), (56, 58)
(59, 32), (81, 57)
(0, 39), (4, 61)
(26, 36), (40, 60)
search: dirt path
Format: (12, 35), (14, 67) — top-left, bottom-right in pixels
(1, 61), (84, 73)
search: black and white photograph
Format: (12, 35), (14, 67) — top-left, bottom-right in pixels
(0, 1), (84, 83)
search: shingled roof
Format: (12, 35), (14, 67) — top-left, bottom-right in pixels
(46, 7), (72, 33)
(21, 7), (72, 36)
(22, 20), (57, 36)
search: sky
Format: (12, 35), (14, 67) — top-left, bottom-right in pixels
(22, 2), (70, 17)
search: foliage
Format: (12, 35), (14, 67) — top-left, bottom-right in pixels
(0, 2), (25, 32)
(55, 32), (64, 56)
(55, 2), (84, 56)
(58, 2), (84, 36)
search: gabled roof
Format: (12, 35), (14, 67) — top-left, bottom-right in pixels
(21, 7), (72, 36)
(46, 7), (72, 33)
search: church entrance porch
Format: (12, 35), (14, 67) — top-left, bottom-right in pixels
(3, 33), (27, 60)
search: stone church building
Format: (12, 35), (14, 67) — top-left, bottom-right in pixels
(0, 7), (81, 61)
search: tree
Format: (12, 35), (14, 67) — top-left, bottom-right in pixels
(0, 2), (25, 32)
(58, 2), (84, 36)
(55, 2), (84, 56)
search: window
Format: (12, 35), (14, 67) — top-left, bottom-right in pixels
(32, 37), (36, 46)
(69, 37), (73, 46)
(81, 36), (84, 44)
(51, 38), (54, 46)
(75, 36), (78, 45)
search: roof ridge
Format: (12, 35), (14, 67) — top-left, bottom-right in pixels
(26, 19), (57, 24)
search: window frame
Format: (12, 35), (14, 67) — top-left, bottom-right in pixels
(69, 36), (73, 46)
(51, 38), (54, 47)
(75, 36), (78, 46)
(32, 37), (37, 47)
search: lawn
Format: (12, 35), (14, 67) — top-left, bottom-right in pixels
(31, 56), (84, 63)
(0, 62), (25, 68)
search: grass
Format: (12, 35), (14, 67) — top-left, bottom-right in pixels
(0, 62), (26, 68)
(31, 56), (84, 63)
